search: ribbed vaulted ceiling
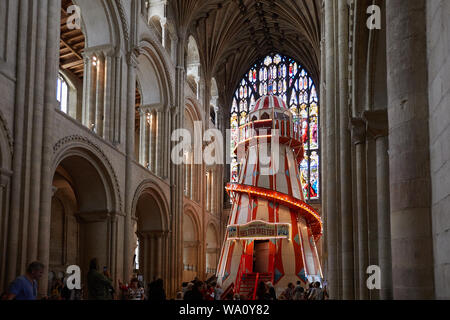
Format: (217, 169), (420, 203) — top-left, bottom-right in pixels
(172, 0), (322, 106)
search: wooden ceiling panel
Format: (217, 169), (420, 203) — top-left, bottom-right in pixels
(60, 0), (85, 79)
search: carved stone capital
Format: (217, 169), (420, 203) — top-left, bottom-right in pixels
(126, 47), (141, 68)
(141, 103), (164, 113)
(349, 118), (366, 145)
(170, 105), (179, 116)
(363, 109), (388, 140)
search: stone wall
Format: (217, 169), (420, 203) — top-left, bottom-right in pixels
(426, 0), (450, 300)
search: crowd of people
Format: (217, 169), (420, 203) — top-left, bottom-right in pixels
(0, 261), (328, 301)
(174, 278), (328, 301)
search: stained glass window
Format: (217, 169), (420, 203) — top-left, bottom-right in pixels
(229, 53), (320, 201)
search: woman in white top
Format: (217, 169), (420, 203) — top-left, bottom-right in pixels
(127, 278), (145, 300)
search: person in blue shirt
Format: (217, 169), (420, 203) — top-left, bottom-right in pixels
(3, 261), (45, 300)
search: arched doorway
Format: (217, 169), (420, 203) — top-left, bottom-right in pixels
(183, 211), (199, 282)
(50, 149), (118, 296)
(206, 224), (219, 277)
(134, 188), (169, 286)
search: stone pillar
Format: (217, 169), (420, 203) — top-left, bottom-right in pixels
(206, 171), (210, 212)
(190, 160), (195, 201)
(109, 214), (118, 286)
(325, 0), (339, 299)
(38, 0), (61, 296)
(149, 112), (156, 172)
(156, 234), (163, 279)
(364, 110), (393, 300)
(210, 171), (215, 214)
(149, 234), (155, 281)
(103, 55), (113, 140)
(143, 234), (149, 281)
(386, 0), (434, 299)
(88, 55), (98, 131)
(27, 0), (49, 264)
(338, 0), (354, 300)
(95, 54), (105, 136)
(82, 53), (92, 126)
(124, 50), (138, 283)
(139, 109), (147, 165)
(0, 169), (12, 290)
(6, 0), (30, 287)
(186, 154), (191, 197)
(350, 118), (369, 300)
(156, 110), (164, 177)
(164, 232), (169, 285)
(145, 111), (151, 167)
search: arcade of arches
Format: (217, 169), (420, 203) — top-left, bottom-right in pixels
(0, 0), (449, 300)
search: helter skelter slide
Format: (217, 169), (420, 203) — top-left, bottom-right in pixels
(217, 95), (323, 299)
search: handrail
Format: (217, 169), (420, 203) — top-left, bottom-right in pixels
(252, 273), (260, 300)
(271, 255), (275, 284)
(222, 283), (234, 300)
(237, 118), (302, 147)
(235, 254), (246, 294)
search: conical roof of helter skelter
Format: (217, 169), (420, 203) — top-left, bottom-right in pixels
(249, 95), (290, 113)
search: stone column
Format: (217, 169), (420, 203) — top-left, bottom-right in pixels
(27, 0), (49, 263)
(206, 171), (210, 212)
(82, 53), (92, 126)
(38, 0), (60, 296)
(149, 234), (155, 281)
(109, 213), (119, 286)
(156, 234), (163, 279)
(149, 112), (156, 172)
(103, 54), (113, 140)
(145, 111), (151, 167)
(164, 232), (169, 285)
(6, 0), (30, 287)
(0, 169), (12, 290)
(350, 118), (369, 300)
(210, 171), (215, 214)
(124, 50), (138, 282)
(364, 110), (393, 300)
(139, 108), (146, 165)
(144, 234), (149, 281)
(88, 55), (98, 131)
(167, 34), (187, 296)
(186, 154), (191, 197)
(95, 54), (105, 136)
(325, 0), (339, 299)
(190, 160), (195, 201)
(386, 0), (434, 299)
(156, 110), (164, 177)
(338, 0), (354, 300)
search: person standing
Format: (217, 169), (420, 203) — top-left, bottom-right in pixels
(87, 258), (113, 300)
(148, 279), (166, 301)
(183, 281), (203, 301)
(214, 283), (223, 301)
(293, 281), (305, 300)
(127, 278), (145, 300)
(3, 262), (45, 300)
(265, 282), (277, 300)
(255, 281), (270, 300)
(283, 283), (295, 300)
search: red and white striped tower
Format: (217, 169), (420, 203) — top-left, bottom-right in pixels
(217, 95), (323, 299)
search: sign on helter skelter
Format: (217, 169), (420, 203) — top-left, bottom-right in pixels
(227, 220), (291, 240)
